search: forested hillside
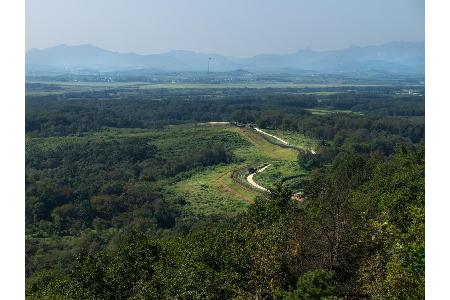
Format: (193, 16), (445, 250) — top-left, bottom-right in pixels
(26, 85), (424, 299)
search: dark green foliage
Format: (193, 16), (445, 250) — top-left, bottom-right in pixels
(30, 233), (161, 300)
(26, 135), (235, 233)
(274, 269), (338, 300)
(25, 92), (318, 136)
(298, 150), (322, 171)
(354, 148), (425, 299)
(323, 93), (425, 116)
(154, 199), (180, 228)
(105, 233), (161, 299)
(247, 182), (297, 226)
(26, 89), (424, 156)
(164, 144), (233, 176)
(25, 129), (240, 285)
(300, 148), (424, 298)
(27, 148), (424, 299)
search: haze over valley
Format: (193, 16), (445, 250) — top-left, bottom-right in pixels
(26, 41), (424, 75)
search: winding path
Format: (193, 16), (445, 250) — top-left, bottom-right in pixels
(244, 128), (317, 192)
(254, 127), (316, 154)
(246, 164), (272, 192)
(201, 122), (316, 196)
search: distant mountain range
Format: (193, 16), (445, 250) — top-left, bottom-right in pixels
(26, 41), (424, 74)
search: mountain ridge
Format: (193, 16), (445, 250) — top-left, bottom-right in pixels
(26, 41), (424, 74)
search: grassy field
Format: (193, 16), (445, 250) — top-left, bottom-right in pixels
(26, 80), (389, 94)
(227, 127), (299, 162)
(170, 163), (255, 216)
(136, 82), (382, 89)
(305, 108), (363, 115)
(261, 129), (319, 152)
(25, 81), (143, 96)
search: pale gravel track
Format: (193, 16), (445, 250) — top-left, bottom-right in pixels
(254, 127), (289, 145)
(246, 164), (272, 192)
(254, 127), (316, 154)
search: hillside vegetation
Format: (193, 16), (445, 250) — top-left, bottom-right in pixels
(26, 84), (424, 299)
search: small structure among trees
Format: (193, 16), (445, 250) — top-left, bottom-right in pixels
(291, 192), (305, 202)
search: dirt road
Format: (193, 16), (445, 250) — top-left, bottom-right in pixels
(244, 128), (317, 192)
(246, 164), (272, 192)
(254, 127), (289, 145)
(254, 127), (316, 155)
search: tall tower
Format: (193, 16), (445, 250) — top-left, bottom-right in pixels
(207, 57), (212, 75)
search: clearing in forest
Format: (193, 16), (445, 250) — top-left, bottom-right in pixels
(172, 124), (317, 216)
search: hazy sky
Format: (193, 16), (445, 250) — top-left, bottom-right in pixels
(26, 0), (424, 57)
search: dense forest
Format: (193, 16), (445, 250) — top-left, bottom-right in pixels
(26, 85), (424, 299)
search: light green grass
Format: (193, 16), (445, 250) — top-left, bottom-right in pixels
(136, 82), (380, 89)
(227, 127), (298, 162)
(26, 80), (387, 92)
(305, 108), (363, 115)
(170, 164), (254, 216)
(27, 80), (144, 88)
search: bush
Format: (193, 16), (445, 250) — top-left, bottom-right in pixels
(275, 270), (338, 300)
